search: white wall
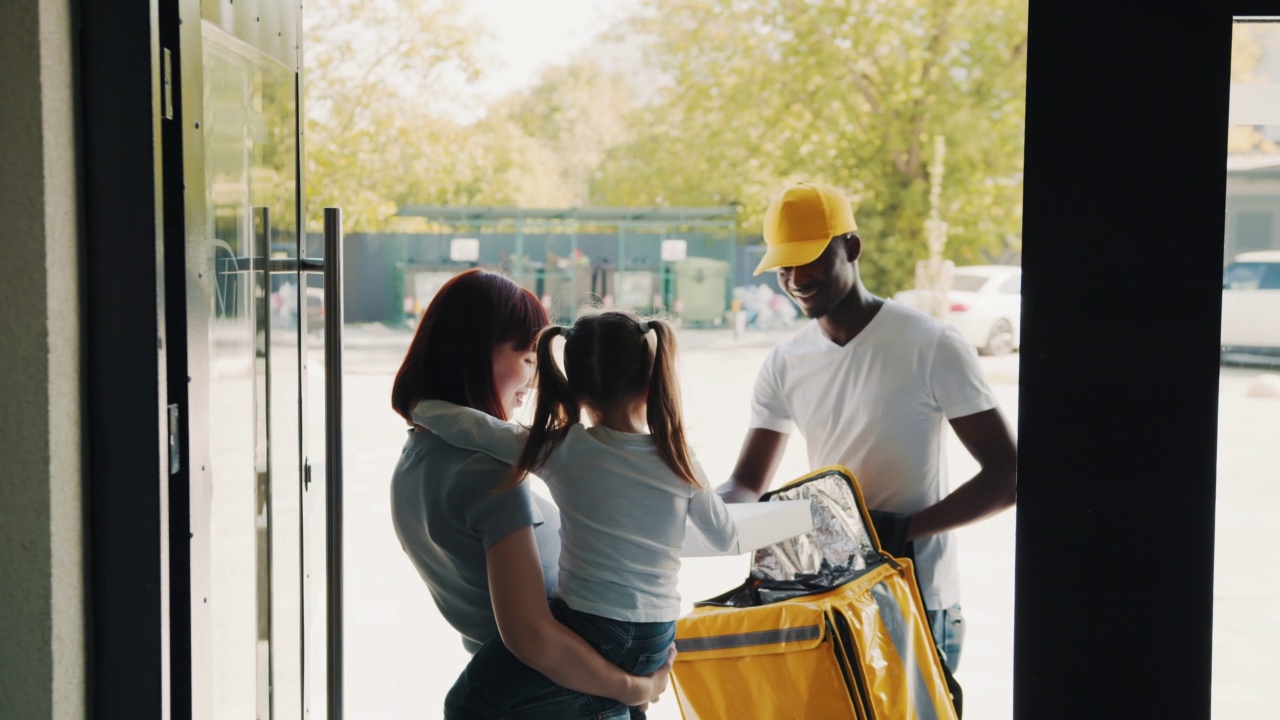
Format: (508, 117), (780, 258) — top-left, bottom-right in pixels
(0, 0), (85, 717)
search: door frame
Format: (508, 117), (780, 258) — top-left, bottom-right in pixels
(1013, 2), (1275, 717)
(79, 0), (1259, 717)
(82, 0), (172, 715)
(82, 0), (310, 717)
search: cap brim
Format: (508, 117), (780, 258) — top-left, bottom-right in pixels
(752, 236), (833, 276)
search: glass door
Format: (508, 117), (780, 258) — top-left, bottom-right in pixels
(179, 5), (347, 714)
(201, 24), (303, 718)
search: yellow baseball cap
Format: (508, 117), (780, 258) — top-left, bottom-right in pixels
(753, 182), (857, 275)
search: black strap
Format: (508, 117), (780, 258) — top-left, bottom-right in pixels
(868, 510), (912, 557)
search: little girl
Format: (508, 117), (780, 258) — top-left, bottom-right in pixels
(414, 309), (738, 719)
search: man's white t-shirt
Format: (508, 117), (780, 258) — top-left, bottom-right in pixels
(750, 300), (998, 610)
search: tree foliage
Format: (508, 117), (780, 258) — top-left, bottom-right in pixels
(304, 0), (1029, 293)
(495, 60), (637, 206)
(593, 0), (1028, 294)
(304, 0), (639, 231)
(304, 0), (493, 231)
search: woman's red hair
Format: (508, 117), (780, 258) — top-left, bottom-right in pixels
(391, 268), (549, 422)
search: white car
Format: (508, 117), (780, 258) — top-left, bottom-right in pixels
(1222, 251), (1280, 354)
(892, 265), (1022, 356)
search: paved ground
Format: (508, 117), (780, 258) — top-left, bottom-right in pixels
(337, 324), (1280, 719)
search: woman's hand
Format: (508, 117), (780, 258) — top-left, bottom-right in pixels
(630, 644), (678, 710)
(489, 528), (679, 706)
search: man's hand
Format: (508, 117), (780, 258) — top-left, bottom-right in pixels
(722, 428), (790, 502)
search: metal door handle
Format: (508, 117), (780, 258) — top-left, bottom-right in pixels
(298, 208), (344, 719)
(323, 208), (344, 720)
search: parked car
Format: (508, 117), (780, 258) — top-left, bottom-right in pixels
(892, 265), (1022, 355)
(1221, 250), (1280, 355)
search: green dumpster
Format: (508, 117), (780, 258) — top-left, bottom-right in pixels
(674, 257), (730, 326)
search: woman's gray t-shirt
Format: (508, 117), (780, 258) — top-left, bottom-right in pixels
(390, 428), (561, 653)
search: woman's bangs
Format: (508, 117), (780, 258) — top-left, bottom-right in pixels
(497, 285), (550, 351)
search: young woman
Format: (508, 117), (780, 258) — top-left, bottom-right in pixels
(414, 309), (739, 719)
(389, 271), (672, 718)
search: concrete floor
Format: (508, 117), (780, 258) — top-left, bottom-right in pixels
(334, 324), (1279, 719)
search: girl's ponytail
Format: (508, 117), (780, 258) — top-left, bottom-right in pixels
(503, 325), (579, 490)
(645, 319), (700, 487)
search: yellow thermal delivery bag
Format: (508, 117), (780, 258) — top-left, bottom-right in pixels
(671, 466), (959, 720)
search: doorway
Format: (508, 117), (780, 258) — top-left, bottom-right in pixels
(174, 4), (339, 718)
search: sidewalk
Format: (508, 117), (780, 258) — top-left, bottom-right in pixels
(338, 324), (1280, 719)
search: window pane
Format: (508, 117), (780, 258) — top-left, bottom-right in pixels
(1217, 18), (1280, 720)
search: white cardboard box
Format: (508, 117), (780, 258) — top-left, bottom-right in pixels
(680, 500), (814, 557)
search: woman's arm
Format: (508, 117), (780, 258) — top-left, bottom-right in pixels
(413, 400), (526, 465)
(486, 527), (674, 707)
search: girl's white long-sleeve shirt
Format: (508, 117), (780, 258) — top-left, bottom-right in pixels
(413, 400), (739, 623)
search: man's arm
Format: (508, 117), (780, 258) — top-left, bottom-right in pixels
(907, 408), (1017, 541)
(715, 428), (789, 502)
(486, 528), (674, 707)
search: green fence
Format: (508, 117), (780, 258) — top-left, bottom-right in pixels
(380, 206), (740, 326)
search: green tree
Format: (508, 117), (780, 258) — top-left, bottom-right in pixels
(304, 0), (489, 231)
(479, 54), (639, 208)
(306, 1), (649, 234)
(594, 0), (1028, 294)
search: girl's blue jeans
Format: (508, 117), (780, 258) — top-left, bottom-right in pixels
(444, 598), (676, 720)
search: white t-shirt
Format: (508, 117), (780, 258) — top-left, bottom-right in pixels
(413, 400), (740, 623)
(750, 300), (998, 609)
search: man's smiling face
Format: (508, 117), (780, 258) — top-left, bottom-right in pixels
(777, 233), (860, 319)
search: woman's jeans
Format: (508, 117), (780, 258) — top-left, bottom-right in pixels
(444, 599), (676, 720)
